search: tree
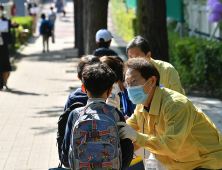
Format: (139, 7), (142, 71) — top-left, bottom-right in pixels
(137, 0), (169, 62)
(74, 0), (109, 56)
(74, 0), (78, 49)
(74, 0), (84, 56)
(83, 0), (109, 54)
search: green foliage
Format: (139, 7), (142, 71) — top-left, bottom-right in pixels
(110, 0), (137, 42)
(169, 32), (222, 94)
(9, 16), (33, 56)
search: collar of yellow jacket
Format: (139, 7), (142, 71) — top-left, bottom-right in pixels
(138, 86), (161, 115)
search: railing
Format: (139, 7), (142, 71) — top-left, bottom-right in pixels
(186, 0), (220, 39)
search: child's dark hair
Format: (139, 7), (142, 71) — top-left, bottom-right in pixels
(82, 63), (116, 97)
(100, 56), (124, 82)
(41, 13), (46, 19)
(77, 55), (100, 80)
(98, 38), (111, 48)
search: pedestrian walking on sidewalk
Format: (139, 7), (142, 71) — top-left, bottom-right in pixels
(48, 7), (56, 43)
(0, 3), (18, 91)
(39, 13), (53, 52)
(9, 0), (17, 17)
(55, 0), (63, 19)
(27, 0), (38, 33)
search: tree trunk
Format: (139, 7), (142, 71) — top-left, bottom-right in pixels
(76, 0), (84, 57)
(137, 0), (169, 62)
(83, 0), (109, 54)
(74, 0), (78, 48)
(83, 0), (89, 54)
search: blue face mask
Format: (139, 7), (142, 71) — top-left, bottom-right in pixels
(127, 79), (153, 104)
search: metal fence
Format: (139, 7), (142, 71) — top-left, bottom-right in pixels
(186, 0), (220, 39)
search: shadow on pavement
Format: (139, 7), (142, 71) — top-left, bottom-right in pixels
(47, 78), (79, 82)
(17, 47), (79, 63)
(31, 126), (57, 135)
(2, 89), (48, 96)
(27, 36), (40, 44)
(37, 108), (63, 115)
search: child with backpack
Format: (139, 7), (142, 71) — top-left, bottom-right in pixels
(48, 7), (56, 43)
(61, 62), (134, 170)
(39, 13), (53, 52)
(63, 55), (100, 111)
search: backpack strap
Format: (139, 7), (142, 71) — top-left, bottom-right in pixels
(81, 101), (108, 116)
(110, 108), (120, 122)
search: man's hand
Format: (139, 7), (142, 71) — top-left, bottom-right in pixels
(117, 122), (138, 142)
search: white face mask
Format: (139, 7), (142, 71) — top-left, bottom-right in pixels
(112, 83), (121, 95)
(0, 10), (3, 17)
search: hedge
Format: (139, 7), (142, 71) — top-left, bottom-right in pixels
(169, 34), (222, 94)
(9, 16), (33, 56)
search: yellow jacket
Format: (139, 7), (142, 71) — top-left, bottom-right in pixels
(127, 87), (222, 170)
(151, 58), (186, 95)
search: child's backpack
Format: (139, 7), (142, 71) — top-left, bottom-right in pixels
(57, 102), (85, 168)
(41, 21), (52, 36)
(69, 102), (122, 170)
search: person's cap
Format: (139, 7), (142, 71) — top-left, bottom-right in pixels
(96, 29), (113, 42)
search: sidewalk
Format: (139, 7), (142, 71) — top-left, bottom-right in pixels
(0, 0), (77, 169)
(0, 1), (222, 170)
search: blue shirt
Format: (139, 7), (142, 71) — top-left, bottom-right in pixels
(63, 88), (88, 111)
(93, 47), (118, 57)
(62, 98), (134, 170)
(39, 19), (53, 35)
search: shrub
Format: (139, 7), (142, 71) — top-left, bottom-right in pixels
(9, 16), (33, 56)
(111, 0), (137, 42)
(171, 37), (222, 94)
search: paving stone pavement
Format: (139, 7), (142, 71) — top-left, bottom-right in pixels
(0, 0), (77, 169)
(0, 1), (222, 170)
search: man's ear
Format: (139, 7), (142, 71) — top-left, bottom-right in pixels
(81, 84), (87, 93)
(146, 51), (151, 60)
(150, 76), (157, 86)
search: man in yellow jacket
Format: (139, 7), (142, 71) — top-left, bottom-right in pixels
(126, 35), (185, 95)
(117, 57), (222, 170)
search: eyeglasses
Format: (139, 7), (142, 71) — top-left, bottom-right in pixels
(123, 78), (144, 89)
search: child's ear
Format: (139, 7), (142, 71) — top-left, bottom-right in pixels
(108, 86), (113, 96)
(81, 84), (87, 93)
